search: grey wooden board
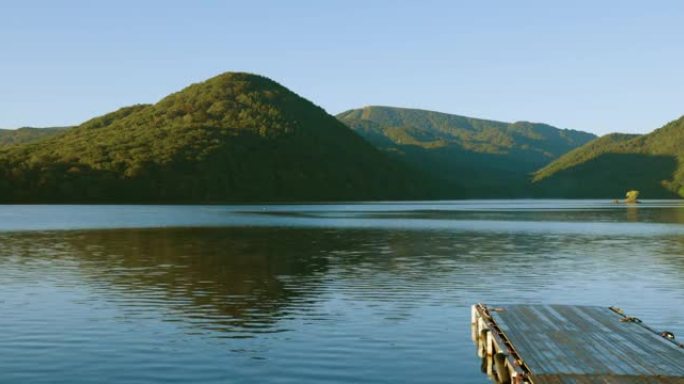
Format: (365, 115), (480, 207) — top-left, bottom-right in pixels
(487, 304), (684, 383)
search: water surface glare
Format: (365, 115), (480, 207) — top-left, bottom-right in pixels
(1, 200), (684, 383)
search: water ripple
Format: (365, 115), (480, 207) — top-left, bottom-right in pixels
(1, 203), (684, 382)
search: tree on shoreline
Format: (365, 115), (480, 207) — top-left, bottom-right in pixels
(625, 190), (639, 203)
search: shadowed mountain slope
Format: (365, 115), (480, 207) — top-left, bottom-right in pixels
(0, 73), (432, 203)
(533, 117), (684, 198)
(337, 106), (596, 197)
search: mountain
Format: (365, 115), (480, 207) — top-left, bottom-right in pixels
(337, 106), (596, 197)
(0, 73), (432, 203)
(532, 133), (641, 181)
(0, 127), (69, 146)
(532, 116), (684, 198)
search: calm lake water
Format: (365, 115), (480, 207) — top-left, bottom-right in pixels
(2, 200), (684, 383)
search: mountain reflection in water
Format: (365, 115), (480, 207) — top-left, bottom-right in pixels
(2, 202), (684, 383)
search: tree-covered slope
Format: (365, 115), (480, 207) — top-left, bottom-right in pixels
(337, 106), (596, 197)
(0, 73), (431, 203)
(0, 127), (69, 146)
(532, 133), (641, 182)
(532, 116), (684, 198)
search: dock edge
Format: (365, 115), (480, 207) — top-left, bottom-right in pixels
(471, 303), (531, 384)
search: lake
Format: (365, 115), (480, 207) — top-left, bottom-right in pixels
(2, 200), (684, 383)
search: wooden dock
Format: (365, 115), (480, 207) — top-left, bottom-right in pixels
(471, 304), (684, 383)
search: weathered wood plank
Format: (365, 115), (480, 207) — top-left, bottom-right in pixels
(474, 304), (684, 383)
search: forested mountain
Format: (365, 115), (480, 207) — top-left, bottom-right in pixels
(0, 127), (68, 146)
(0, 73), (433, 203)
(532, 117), (684, 198)
(5, 76), (676, 202)
(532, 133), (641, 182)
(337, 106), (596, 197)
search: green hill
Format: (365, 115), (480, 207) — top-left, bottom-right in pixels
(532, 117), (684, 198)
(337, 106), (596, 197)
(532, 133), (641, 182)
(0, 73), (432, 203)
(0, 127), (69, 146)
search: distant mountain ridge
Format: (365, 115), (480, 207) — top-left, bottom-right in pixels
(0, 73), (432, 203)
(532, 116), (684, 198)
(0, 126), (69, 146)
(337, 106), (596, 197)
(4, 75), (678, 202)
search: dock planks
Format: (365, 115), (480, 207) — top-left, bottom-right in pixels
(472, 304), (684, 383)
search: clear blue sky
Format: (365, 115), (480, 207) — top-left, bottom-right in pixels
(2, 0), (683, 135)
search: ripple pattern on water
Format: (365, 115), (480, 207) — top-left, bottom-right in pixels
(1, 202), (684, 383)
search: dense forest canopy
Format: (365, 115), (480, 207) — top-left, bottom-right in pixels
(1, 74), (682, 202)
(532, 116), (684, 198)
(0, 73), (433, 203)
(337, 106), (596, 197)
(0, 127), (68, 146)
(532, 133), (641, 182)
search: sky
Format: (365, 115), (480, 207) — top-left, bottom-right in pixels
(1, 0), (683, 135)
